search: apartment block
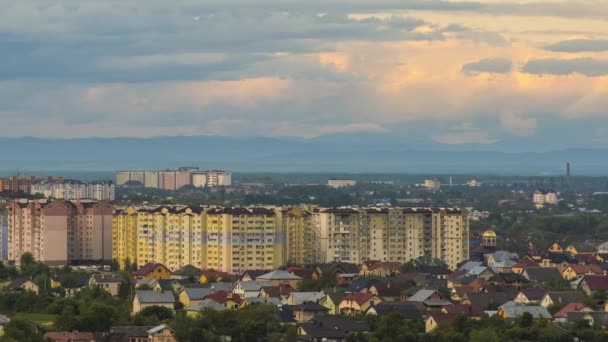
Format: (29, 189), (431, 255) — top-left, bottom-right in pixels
(203, 207), (282, 274)
(300, 207), (468, 270)
(115, 168), (231, 189)
(8, 199), (113, 266)
(31, 180), (115, 201)
(283, 207), (314, 266)
(327, 179), (357, 188)
(0, 211), (7, 260)
(0, 176), (36, 193)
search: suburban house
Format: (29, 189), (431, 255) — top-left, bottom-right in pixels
(578, 275), (608, 295)
(256, 270), (303, 289)
(539, 291), (585, 308)
(514, 288), (547, 304)
(366, 302), (425, 318)
(511, 259), (540, 274)
(178, 288), (216, 308)
(88, 274), (123, 297)
(497, 302), (552, 320)
(425, 313), (459, 333)
(108, 324), (176, 342)
(521, 267), (563, 284)
(134, 263), (171, 280)
(288, 302), (329, 323)
(338, 293), (382, 316)
(132, 290), (175, 314)
(5, 278), (39, 294)
(562, 264), (604, 280)
(232, 281), (272, 298)
(359, 261), (401, 277)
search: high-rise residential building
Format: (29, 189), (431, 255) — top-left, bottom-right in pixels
(0, 176), (36, 193)
(31, 180), (115, 201)
(532, 190), (558, 206)
(203, 207), (282, 274)
(116, 168), (231, 189)
(8, 199), (113, 266)
(112, 205), (282, 273)
(283, 207), (315, 266)
(0, 211), (7, 260)
(327, 179), (357, 188)
(302, 207), (468, 270)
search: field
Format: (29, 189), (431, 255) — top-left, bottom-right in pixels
(13, 313), (57, 326)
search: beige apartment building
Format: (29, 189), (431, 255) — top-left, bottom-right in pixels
(113, 206), (284, 274)
(8, 199), (113, 265)
(285, 207), (468, 270)
(283, 207), (315, 266)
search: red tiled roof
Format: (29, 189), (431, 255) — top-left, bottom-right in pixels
(569, 264), (603, 275)
(44, 332), (95, 341)
(553, 303), (586, 318)
(513, 259), (539, 268)
(428, 313), (459, 325)
(582, 275), (608, 291)
(342, 292), (378, 306)
(287, 267), (313, 279)
(134, 263), (166, 276)
(261, 284), (296, 298)
(204, 290), (242, 304)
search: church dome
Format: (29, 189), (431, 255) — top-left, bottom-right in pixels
(482, 230), (497, 238)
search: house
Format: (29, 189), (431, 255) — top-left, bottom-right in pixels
(541, 252), (577, 268)
(521, 267), (563, 284)
(154, 279), (188, 293)
(298, 316), (369, 342)
(407, 289), (442, 302)
(53, 274), (90, 297)
(232, 281), (272, 298)
(238, 297), (281, 309)
(134, 263), (171, 280)
(178, 288), (216, 308)
(284, 292), (327, 305)
(539, 291), (585, 308)
(240, 270), (268, 282)
(514, 288), (547, 304)
(256, 270), (303, 289)
(132, 290), (175, 314)
(462, 292), (514, 311)
(288, 302), (330, 323)
(511, 259), (540, 274)
(199, 270), (236, 284)
(467, 266), (495, 280)
(336, 273), (358, 286)
(5, 278), (39, 294)
(441, 303), (484, 319)
(486, 251), (519, 268)
(319, 293), (340, 315)
(562, 264), (604, 280)
(553, 303), (588, 321)
(497, 302), (552, 320)
(368, 282), (413, 302)
(88, 274), (123, 297)
(170, 265), (203, 280)
(338, 292), (382, 316)
(108, 324), (176, 342)
(457, 261), (484, 273)
(359, 261), (401, 277)
(488, 273), (526, 288)
(203, 291), (242, 310)
(287, 267), (313, 280)
(548, 242), (567, 254)
(578, 275), (608, 295)
(566, 311), (608, 327)
(312, 262), (359, 280)
(566, 243), (598, 256)
(365, 301), (425, 318)
(44, 332), (95, 342)
(259, 284), (296, 299)
(425, 313), (459, 333)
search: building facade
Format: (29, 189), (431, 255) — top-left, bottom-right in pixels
(0, 176), (36, 193)
(0, 211), (7, 260)
(31, 180), (115, 201)
(116, 169), (231, 189)
(327, 179), (357, 188)
(8, 199), (113, 265)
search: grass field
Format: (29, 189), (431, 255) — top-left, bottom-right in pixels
(13, 313), (57, 326)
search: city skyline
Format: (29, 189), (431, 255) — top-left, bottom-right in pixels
(0, 1), (607, 149)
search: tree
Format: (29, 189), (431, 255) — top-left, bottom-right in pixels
(400, 261), (415, 274)
(138, 305), (175, 322)
(469, 328), (500, 342)
(20, 253), (34, 267)
(2, 318), (45, 342)
(110, 259), (120, 272)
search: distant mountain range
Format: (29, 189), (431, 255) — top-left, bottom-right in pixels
(0, 135), (605, 175)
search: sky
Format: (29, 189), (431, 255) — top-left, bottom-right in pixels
(1, 0), (608, 147)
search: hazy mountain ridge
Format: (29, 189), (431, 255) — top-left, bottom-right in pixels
(0, 136), (604, 174)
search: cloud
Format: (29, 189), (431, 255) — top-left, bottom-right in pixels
(500, 112), (537, 136)
(462, 58), (512, 74)
(522, 58), (608, 77)
(544, 39), (608, 53)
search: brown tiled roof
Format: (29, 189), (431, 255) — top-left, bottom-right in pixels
(134, 263), (167, 276)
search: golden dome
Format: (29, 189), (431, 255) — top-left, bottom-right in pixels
(482, 230), (497, 238)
